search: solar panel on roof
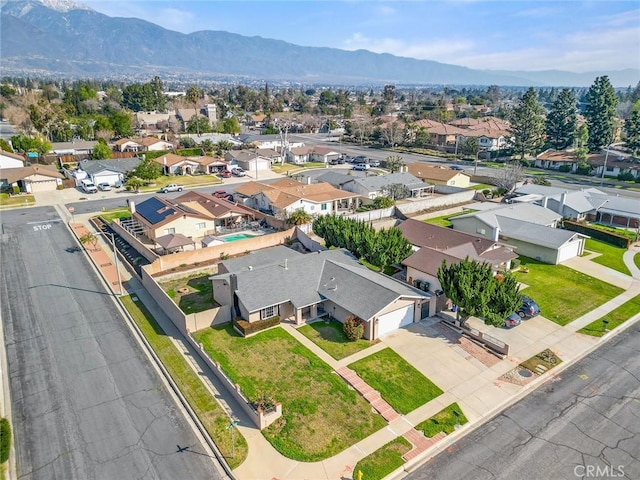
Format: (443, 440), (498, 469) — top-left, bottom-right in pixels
(136, 197), (176, 224)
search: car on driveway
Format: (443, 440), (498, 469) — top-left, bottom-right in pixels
(503, 312), (522, 328)
(161, 183), (183, 193)
(217, 170), (232, 178)
(518, 295), (541, 318)
(368, 158), (380, 167)
(97, 183), (111, 191)
(353, 163), (370, 171)
(231, 167), (246, 177)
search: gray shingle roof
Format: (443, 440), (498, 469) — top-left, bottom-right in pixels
(351, 172), (426, 192)
(453, 203), (562, 228)
(314, 172), (354, 187)
(497, 217), (583, 249)
(79, 158), (141, 175)
(220, 245), (303, 273)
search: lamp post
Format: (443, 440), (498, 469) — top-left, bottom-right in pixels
(93, 231), (123, 296)
(600, 146), (611, 186)
(226, 420), (239, 458)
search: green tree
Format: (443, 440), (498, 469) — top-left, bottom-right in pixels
(109, 110), (134, 137)
(0, 417), (12, 463)
(385, 154), (405, 173)
(186, 115), (212, 134)
(460, 136), (480, 159)
(133, 157), (162, 182)
(585, 76), (618, 152)
(10, 134), (51, 155)
(186, 86), (202, 135)
(221, 117), (241, 134)
(91, 138), (112, 159)
(623, 109), (640, 156)
(287, 209), (312, 225)
(373, 196), (394, 209)
(545, 88), (578, 150)
(507, 87), (545, 159)
(0, 138), (13, 152)
(437, 258), (521, 327)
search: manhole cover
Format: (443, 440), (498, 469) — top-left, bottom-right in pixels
(518, 369), (533, 378)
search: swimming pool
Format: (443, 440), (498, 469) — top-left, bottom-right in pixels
(222, 233), (256, 242)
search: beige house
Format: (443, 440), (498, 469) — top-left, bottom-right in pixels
(0, 165), (64, 193)
(153, 153), (201, 175)
(407, 164), (470, 188)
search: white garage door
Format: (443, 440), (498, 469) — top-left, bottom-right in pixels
(556, 240), (582, 264)
(377, 305), (414, 337)
(30, 180), (57, 192)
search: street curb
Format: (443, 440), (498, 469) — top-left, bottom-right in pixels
(65, 216), (236, 480)
(391, 308), (640, 479)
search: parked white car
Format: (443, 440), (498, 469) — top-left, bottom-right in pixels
(98, 183), (111, 191)
(161, 183), (183, 193)
(231, 167), (246, 177)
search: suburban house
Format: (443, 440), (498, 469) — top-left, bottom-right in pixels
(588, 150), (639, 180)
(211, 246), (434, 339)
(0, 165), (64, 193)
(450, 203), (587, 264)
(399, 219), (517, 308)
(114, 138), (144, 152)
(126, 192), (257, 244)
(257, 148), (284, 165)
(196, 156), (229, 174)
(224, 150), (271, 173)
(457, 126), (510, 152)
(182, 133), (243, 148)
(341, 172), (433, 199)
(286, 146), (311, 164)
(0, 150), (25, 168)
(534, 149), (579, 172)
(77, 157), (141, 186)
(313, 171), (356, 190)
(285, 146), (341, 165)
(407, 164), (470, 188)
(134, 111), (174, 131)
(234, 178), (360, 217)
(237, 134), (304, 151)
(414, 119), (465, 147)
(153, 153), (201, 175)
(50, 141), (97, 156)
(135, 137), (175, 152)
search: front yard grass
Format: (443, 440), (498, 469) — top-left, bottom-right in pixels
(120, 295), (248, 468)
(578, 294), (640, 337)
(584, 238), (631, 276)
(297, 320), (377, 360)
(99, 208), (131, 224)
(352, 437), (412, 480)
(415, 402), (468, 438)
(192, 324), (386, 461)
(514, 257), (624, 326)
(423, 212), (467, 228)
(159, 273), (218, 314)
(137, 175), (221, 192)
(0, 192), (35, 207)
(348, 348), (443, 415)
(635, 252), (640, 271)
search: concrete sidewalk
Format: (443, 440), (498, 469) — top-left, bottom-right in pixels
(75, 212), (640, 480)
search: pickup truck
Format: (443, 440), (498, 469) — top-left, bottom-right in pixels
(161, 183), (183, 193)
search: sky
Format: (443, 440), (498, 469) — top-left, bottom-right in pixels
(79, 0), (640, 73)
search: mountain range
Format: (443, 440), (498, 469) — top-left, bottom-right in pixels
(1, 0), (638, 87)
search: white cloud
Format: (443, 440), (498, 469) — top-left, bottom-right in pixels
(342, 34), (474, 61)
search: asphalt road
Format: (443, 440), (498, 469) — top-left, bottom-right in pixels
(0, 207), (223, 480)
(405, 324), (640, 480)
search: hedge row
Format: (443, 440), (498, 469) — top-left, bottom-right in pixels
(0, 417), (11, 463)
(233, 316), (281, 336)
(563, 220), (630, 248)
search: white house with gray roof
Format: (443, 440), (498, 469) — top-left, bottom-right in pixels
(451, 203), (586, 264)
(78, 157), (142, 186)
(341, 172), (433, 199)
(212, 246), (433, 339)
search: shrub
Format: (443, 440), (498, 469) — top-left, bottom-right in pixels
(576, 165), (591, 175)
(252, 393), (277, 413)
(617, 172), (635, 182)
(343, 315), (364, 341)
(57, 184), (64, 190)
(0, 417), (11, 463)
(558, 165), (572, 173)
(511, 258), (521, 270)
(233, 316), (281, 336)
(12, 185), (20, 195)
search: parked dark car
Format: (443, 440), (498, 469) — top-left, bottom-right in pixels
(518, 295), (541, 318)
(450, 165), (464, 171)
(503, 312), (522, 328)
(353, 155), (368, 164)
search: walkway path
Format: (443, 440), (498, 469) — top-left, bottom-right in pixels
(72, 214), (640, 480)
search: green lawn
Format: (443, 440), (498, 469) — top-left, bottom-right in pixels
(634, 252), (640, 271)
(0, 192), (35, 207)
(297, 320), (377, 360)
(349, 348), (443, 415)
(585, 238), (631, 276)
(423, 212), (467, 228)
(578, 294), (640, 337)
(137, 175), (221, 192)
(514, 257), (624, 326)
(192, 325), (386, 461)
(99, 208), (131, 224)
(119, 295), (248, 468)
(352, 437), (412, 480)
(415, 403), (468, 438)
(159, 273), (218, 314)
(587, 223), (637, 241)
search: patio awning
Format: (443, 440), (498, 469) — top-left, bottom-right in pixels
(155, 233), (195, 250)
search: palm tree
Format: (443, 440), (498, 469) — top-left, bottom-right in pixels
(186, 86), (202, 136)
(288, 209), (312, 225)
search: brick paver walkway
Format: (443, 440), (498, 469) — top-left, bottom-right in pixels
(402, 430), (447, 462)
(432, 322), (501, 367)
(336, 367), (400, 422)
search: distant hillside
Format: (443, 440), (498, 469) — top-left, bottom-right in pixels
(1, 0), (637, 87)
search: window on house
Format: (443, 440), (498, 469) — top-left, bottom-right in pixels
(321, 203), (327, 210)
(195, 222), (206, 230)
(261, 305), (278, 320)
(164, 228), (176, 235)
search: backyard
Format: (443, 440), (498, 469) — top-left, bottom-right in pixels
(514, 257), (624, 326)
(584, 238), (631, 276)
(192, 324), (386, 461)
(423, 212), (467, 228)
(159, 273), (218, 314)
(99, 207), (131, 224)
(297, 319), (377, 360)
(120, 295), (248, 468)
(349, 348), (443, 415)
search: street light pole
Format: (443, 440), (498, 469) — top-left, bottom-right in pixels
(600, 146), (611, 186)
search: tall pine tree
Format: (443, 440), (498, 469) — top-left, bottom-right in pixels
(545, 88), (578, 150)
(624, 109), (640, 156)
(585, 76), (618, 152)
(507, 87), (545, 159)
